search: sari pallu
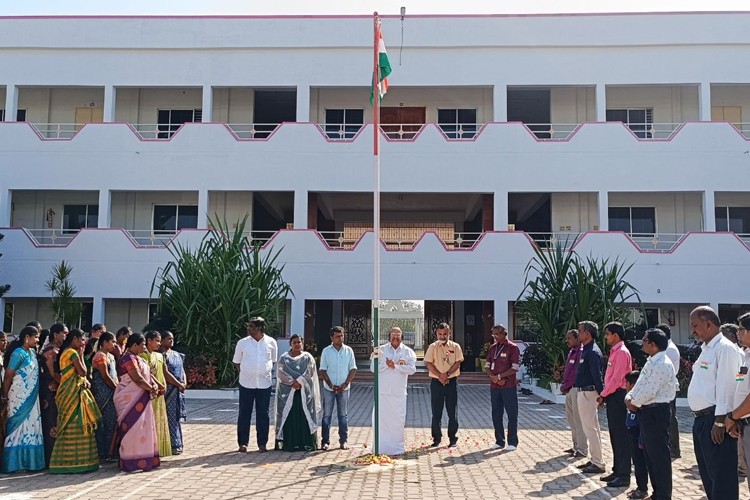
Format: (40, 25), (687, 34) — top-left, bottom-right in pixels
(164, 350), (186, 453)
(2, 348), (45, 473)
(274, 352), (321, 451)
(49, 348), (102, 474)
(91, 351), (118, 459)
(113, 353), (159, 472)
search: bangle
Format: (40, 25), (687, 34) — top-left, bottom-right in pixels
(714, 422), (726, 428)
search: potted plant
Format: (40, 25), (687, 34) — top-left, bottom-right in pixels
(548, 364), (564, 394)
(521, 343), (550, 385)
(476, 341), (492, 371)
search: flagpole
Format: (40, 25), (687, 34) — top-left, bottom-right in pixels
(372, 11), (381, 457)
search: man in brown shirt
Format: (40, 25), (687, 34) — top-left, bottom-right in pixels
(424, 322), (464, 448)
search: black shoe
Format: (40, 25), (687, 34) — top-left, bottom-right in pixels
(606, 478), (630, 488)
(576, 461), (592, 469)
(581, 464), (606, 474)
(448, 439), (458, 448)
(430, 440), (441, 448)
(563, 448), (575, 454)
(670, 452), (681, 459)
(600, 473), (617, 482)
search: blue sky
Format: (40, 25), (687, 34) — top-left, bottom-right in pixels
(1, 0), (746, 16)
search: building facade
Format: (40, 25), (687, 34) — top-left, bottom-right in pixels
(0, 13), (749, 365)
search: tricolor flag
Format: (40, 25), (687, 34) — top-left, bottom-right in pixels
(370, 24), (392, 104)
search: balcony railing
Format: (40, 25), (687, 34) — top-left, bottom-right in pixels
(319, 123), (364, 140)
(226, 123), (281, 140)
(627, 233), (686, 252)
(733, 123), (750, 139)
(31, 123), (82, 140)
(23, 228), (80, 246)
(437, 123), (482, 140)
(522, 124), (581, 141)
(619, 122), (683, 140)
(379, 123), (426, 141)
(317, 230), (484, 250)
(525, 232), (581, 249)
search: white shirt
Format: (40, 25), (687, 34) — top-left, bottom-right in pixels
(626, 351), (676, 407)
(665, 339), (680, 376)
(232, 334), (278, 389)
(372, 343), (417, 396)
(733, 348), (750, 419)
(687, 333), (742, 415)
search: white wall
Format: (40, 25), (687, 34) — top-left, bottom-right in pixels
(711, 85), (750, 123)
(105, 299), (150, 331)
(550, 192), (598, 232)
(716, 192), (750, 207)
(208, 191), (253, 227)
(16, 87), (103, 124)
(212, 88), (254, 123)
(606, 85), (699, 123)
(550, 87), (596, 123)
(6, 298), (56, 332)
(111, 191), (198, 230)
(608, 192), (703, 233)
(114, 88), (202, 124)
(11, 190), (99, 229)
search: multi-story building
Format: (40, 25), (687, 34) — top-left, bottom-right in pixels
(1, 12), (749, 368)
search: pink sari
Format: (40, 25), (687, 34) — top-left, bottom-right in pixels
(113, 353), (160, 472)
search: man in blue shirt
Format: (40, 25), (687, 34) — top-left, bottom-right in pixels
(319, 326), (357, 450)
(574, 320), (605, 474)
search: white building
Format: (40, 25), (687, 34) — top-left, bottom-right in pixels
(0, 12), (748, 365)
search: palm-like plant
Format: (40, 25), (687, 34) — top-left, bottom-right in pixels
(45, 260), (83, 328)
(152, 215), (292, 386)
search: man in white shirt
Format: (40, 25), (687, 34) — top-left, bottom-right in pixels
(371, 327), (416, 455)
(720, 322), (747, 478)
(656, 323), (681, 459)
(724, 312), (750, 492)
(687, 306), (742, 500)
(319, 326), (357, 450)
(625, 328), (677, 500)
(232, 316), (278, 453)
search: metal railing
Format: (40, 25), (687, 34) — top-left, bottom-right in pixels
(129, 123), (188, 140)
(318, 123), (364, 140)
(627, 233), (686, 252)
(317, 230), (484, 250)
(522, 123), (581, 140)
(379, 123), (426, 141)
(617, 122), (683, 140)
(31, 123), (83, 139)
(524, 232), (581, 249)
(124, 230), (179, 247)
(437, 122), (483, 140)
(226, 123), (281, 140)
(23, 228), (80, 246)
(736, 233), (750, 248)
(732, 123), (750, 138)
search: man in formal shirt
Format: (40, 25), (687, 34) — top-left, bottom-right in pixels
(424, 322), (464, 448)
(371, 327), (416, 455)
(561, 329), (587, 458)
(485, 324), (520, 451)
(687, 305), (742, 500)
(725, 312), (750, 492)
(319, 326), (357, 450)
(720, 322), (747, 477)
(232, 316), (278, 453)
(574, 320), (606, 474)
(625, 328), (677, 500)
(598, 322), (633, 488)
(655, 323), (681, 459)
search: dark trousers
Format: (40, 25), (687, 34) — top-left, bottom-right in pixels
(668, 398), (680, 457)
(693, 413), (738, 500)
(491, 387), (519, 446)
(237, 385), (272, 448)
(430, 378), (458, 442)
(640, 404), (672, 500)
(605, 389), (632, 478)
(631, 436), (649, 492)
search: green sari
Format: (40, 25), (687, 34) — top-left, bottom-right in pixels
(140, 351), (172, 458)
(49, 348), (102, 473)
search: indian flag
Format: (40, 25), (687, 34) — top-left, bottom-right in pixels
(370, 24), (392, 104)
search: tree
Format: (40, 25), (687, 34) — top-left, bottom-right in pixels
(45, 260), (83, 328)
(516, 238), (642, 372)
(152, 216), (292, 387)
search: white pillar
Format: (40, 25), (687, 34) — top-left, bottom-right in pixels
(699, 82), (712, 121)
(201, 85), (213, 122)
(97, 189), (111, 228)
(198, 189), (209, 228)
(103, 85), (116, 122)
(290, 298), (305, 338)
(494, 191), (508, 230)
(296, 85), (310, 122)
(294, 190), (308, 229)
(4, 84), (18, 122)
(597, 191), (609, 231)
(595, 84), (607, 122)
(92, 297), (105, 325)
(0, 189), (11, 226)
(493, 84), (507, 122)
(703, 190), (716, 231)
(494, 299), (509, 331)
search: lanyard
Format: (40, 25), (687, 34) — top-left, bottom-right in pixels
(492, 343), (506, 361)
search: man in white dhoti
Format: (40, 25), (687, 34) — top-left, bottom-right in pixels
(371, 327), (417, 455)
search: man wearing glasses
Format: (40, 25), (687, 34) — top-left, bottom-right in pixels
(233, 316), (278, 453)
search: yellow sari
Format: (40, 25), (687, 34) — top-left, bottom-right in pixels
(49, 348), (102, 473)
(140, 351), (172, 457)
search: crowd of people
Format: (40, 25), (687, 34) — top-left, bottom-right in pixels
(0, 323), (186, 474)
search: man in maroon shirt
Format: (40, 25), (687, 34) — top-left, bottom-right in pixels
(485, 324), (521, 450)
(561, 329), (587, 458)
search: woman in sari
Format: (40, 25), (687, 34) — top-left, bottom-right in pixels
(274, 335), (321, 452)
(160, 331), (186, 455)
(2, 326), (45, 472)
(113, 333), (160, 472)
(91, 332), (118, 460)
(140, 331), (170, 458)
(48, 329), (102, 473)
(39, 323), (66, 466)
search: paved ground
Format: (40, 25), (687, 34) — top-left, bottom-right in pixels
(0, 384), (748, 500)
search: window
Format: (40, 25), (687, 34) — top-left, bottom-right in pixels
(0, 109), (27, 121)
(324, 109), (364, 139)
(157, 109), (202, 139)
(438, 109), (478, 139)
(608, 207), (656, 236)
(153, 205), (199, 234)
(63, 204), (98, 233)
(606, 108), (653, 138)
(716, 206), (750, 233)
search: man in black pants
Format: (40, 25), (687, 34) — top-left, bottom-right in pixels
(687, 306), (742, 500)
(626, 328), (678, 500)
(424, 323), (464, 448)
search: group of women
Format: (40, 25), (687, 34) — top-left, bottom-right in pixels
(0, 324), (186, 474)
